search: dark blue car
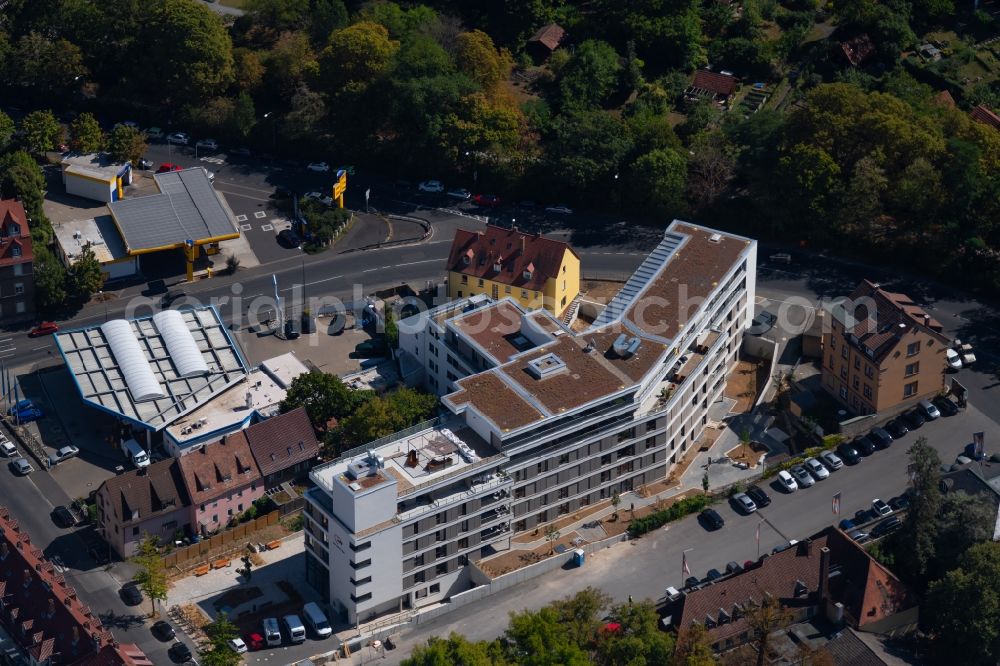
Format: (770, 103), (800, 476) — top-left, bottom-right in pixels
(8, 399), (43, 423)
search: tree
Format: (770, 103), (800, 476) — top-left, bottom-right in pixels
(625, 147), (687, 215)
(0, 111), (16, 152)
(132, 536), (168, 617)
(745, 593), (792, 666)
(20, 110), (63, 154)
(550, 587), (610, 647)
(68, 243), (104, 300)
(69, 113), (104, 153)
(687, 130), (738, 210)
(10, 32), (87, 94)
(282, 84), (328, 141)
(0, 150), (49, 241)
(321, 21), (398, 90)
(933, 491), (996, 577)
(230, 91), (256, 138)
(596, 599), (676, 666)
(505, 605), (591, 666)
(402, 632), (509, 666)
(545, 524), (561, 554)
(201, 612), (242, 666)
(925, 542), (1000, 665)
(546, 111), (633, 192)
(107, 124), (148, 166)
(702, 472), (710, 494)
(145, 0), (235, 103)
(559, 40), (622, 110)
(33, 246), (68, 311)
(335, 387), (437, 449)
(611, 491), (621, 520)
(455, 30), (510, 91)
(280, 370), (364, 430)
(672, 622), (715, 666)
(897, 437), (942, 581)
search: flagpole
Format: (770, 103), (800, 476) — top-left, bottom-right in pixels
(682, 547), (693, 582)
(756, 519), (762, 560)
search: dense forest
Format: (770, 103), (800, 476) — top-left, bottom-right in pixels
(1, 0), (1000, 292)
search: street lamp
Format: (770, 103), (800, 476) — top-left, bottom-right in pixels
(263, 112), (277, 150)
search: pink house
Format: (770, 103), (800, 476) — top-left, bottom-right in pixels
(178, 432), (263, 535)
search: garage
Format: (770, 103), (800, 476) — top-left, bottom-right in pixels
(61, 153), (132, 203)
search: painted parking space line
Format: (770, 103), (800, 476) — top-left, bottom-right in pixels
(261, 224), (274, 231)
(236, 214), (248, 222)
(240, 224), (252, 231)
(254, 211), (267, 219)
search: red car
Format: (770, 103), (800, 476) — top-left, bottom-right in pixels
(245, 633), (265, 651)
(29, 322), (59, 337)
(472, 193), (501, 207)
(156, 163), (182, 174)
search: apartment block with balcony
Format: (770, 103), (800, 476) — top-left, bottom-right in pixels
(821, 280), (949, 415)
(311, 221), (756, 624)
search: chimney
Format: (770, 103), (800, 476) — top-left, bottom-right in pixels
(819, 546), (831, 610)
(923, 314), (930, 327)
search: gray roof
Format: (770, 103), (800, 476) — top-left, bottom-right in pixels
(54, 306), (249, 430)
(108, 168), (238, 253)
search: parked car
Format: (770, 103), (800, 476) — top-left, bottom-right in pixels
(0, 439), (16, 457)
(838, 518), (856, 530)
(545, 204), (574, 215)
(848, 529), (871, 544)
(684, 576), (701, 589)
(195, 138), (219, 151)
(277, 229), (302, 248)
(889, 494), (910, 511)
(917, 399), (941, 421)
(48, 445), (80, 466)
(706, 568), (723, 581)
(933, 396), (959, 417)
(699, 508), (725, 530)
(336, 165), (356, 175)
(803, 457), (829, 480)
(902, 408), (926, 429)
(245, 632), (265, 651)
(166, 132), (190, 145)
(306, 161), (330, 172)
(868, 427), (893, 450)
(732, 492), (757, 514)
(9, 457), (32, 475)
(885, 418), (909, 439)
(836, 442), (862, 465)
(418, 180), (444, 193)
(789, 465), (815, 488)
(156, 163), (182, 174)
(946, 348), (963, 370)
(151, 620), (176, 642)
(52, 505), (76, 528)
(8, 399), (43, 422)
(169, 642), (192, 662)
(964, 442), (986, 462)
(745, 485), (771, 507)
(872, 498), (893, 516)
(855, 436), (876, 456)
(446, 188), (472, 200)
(283, 318), (301, 340)
(871, 516), (901, 539)
(748, 311), (777, 336)
(121, 584), (143, 606)
(819, 450), (843, 471)
(137, 157), (153, 170)
(725, 561), (743, 574)
(144, 127), (164, 139)
(304, 191), (334, 207)
(228, 637), (248, 654)
(777, 469), (798, 492)
(472, 193), (502, 207)
(854, 508), (879, 525)
(28, 321), (59, 337)
(354, 337), (388, 358)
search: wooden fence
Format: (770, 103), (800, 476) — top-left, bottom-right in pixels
(162, 510), (280, 569)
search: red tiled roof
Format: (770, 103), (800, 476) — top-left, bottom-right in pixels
(98, 458), (189, 526)
(0, 200), (32, 268)
(0, 505), (149, 666)
(840, 34), (875, 66)
(840, 280), (948, 362)
(528, 23), (566, 51)
(178, 432), (262, 505)
(244, 408), (320, 477)
(971, 104), (1000, 131)
(691, 69), (737, 97)
(447, 225), (578, 292)
(934, 90), (956, 108)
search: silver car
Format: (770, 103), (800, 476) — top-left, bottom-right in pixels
(733, 492), (757, 514)
(10, 457), (33, 475)
(803, 457), (829, 480)
(819, 450), (843, 471)
(48, 445), (80, 466)
(789, 464), (815, 488)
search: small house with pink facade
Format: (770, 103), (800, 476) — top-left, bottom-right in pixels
(178, 432), (263, 535)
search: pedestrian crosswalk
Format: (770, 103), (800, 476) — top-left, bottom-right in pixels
(0, 337), (14, 359)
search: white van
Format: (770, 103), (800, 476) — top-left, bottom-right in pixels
(123, 439), (150, 468)
(301, 602), (332, 638)
(262, 617), (281, 646)
(282, 614), (306, 644)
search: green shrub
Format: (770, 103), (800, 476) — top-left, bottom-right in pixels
(628, 495), (713, 537)
(822, 433), (844, 449)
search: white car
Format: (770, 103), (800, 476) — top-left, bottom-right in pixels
(446, 188), (472, 200)
(872, 498), (893, 517)
(306, 162), (330, 172)
(946, 348), (962, 370)
(304, 191), (334, 206)
(0, 439), (16, 457)
(196, 138), (219, 151)
(803, 457), (830, 480)
(48, 445), (80, 466)
(418, 180), (444, 193)
(144, 127), (164, 139)
(777, 469), (798, 492)
(545, 204), (573, 215)
(228, 637), (247, 654)
(166, 132), (190, 145)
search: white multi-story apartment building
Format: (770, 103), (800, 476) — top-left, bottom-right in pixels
(304, 221), (757, 625)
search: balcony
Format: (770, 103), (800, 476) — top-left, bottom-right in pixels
(396, 471), (511, 524)
(637, 328), (727, 417)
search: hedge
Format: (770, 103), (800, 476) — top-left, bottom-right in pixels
(628, 494), (713, 537)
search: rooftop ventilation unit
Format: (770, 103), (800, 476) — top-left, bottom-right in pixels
(526, 353), (567, 379)
(709, 233), (722, 243)
(612, 334), (642, 358)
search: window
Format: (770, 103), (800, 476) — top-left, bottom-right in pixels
(905, 362), (919, 377)
(414, 554), (424, 566)
(840, 366), (848, 380)
(514, 486), (526, 499)
(14, 283), (23, 295)
(903, 381), (918, 398)
(435, 545), (447, 558)
(435, 512), (445, 525)
(906, 341), (920, 357)
(841, 345), (848, 359)
(830, 337), (836, 350)
(853, 357), (860, 370)
(351, 576), (371, 586)
(864, 364), (873, 379)
(430, 583), (440, 594)
(645, 437), (657, 450)
(600, 453), (611, 465)
(521, 290), (528, 298)
(10, 246), (20, 257)
(839, 386), (848, 400)
(351, 559), (371, 569)
(435, 529), (446, 542)
(852, 377), (859, 390)
(460, 275), (467, 284)
(505, 286), (511, 294)
(132, 526), (139, 536)
(563, 280), (566, 290)
(351, 592), (372, 603)
(646, 421), (657, 432)
(559, 453), (570, 465)
(350, 541), (371, 552)
(12, 263), (22, 276)
(863, 384), (873, 399)
(477, 278), (484, 287)
(436, 563), (447, 575)
(458, 537), (469, 549)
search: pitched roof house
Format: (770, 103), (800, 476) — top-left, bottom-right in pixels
(672, 527), (915, 654)
(95, 459), (190, 558)
(685, 69), (738, 105)
(0, 199), (36, 323)
(970, 104), (1000, 132)
(527, 23), (566, 60)
(244, 408), (320, 487)
(840, 34), (876, 66)
(0, 505), (152, 665)
(178, 433), (264, 534)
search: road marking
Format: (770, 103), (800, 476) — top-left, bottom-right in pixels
(392, 259), (439, 268)
(32, 345), (49, 351)
(261, 224), (273, 231)
(362, 268), (378, 273)
(240, 224), (252, 231)
(200, 156), (225, 165)
(236, 214), (248, 222)
(254, 211), (267, 219)
(0, 337), (12, 343)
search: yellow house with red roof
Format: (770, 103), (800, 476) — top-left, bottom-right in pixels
(446, 225), (581, 318)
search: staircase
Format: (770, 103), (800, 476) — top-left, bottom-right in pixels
(562, 294), (583, 327)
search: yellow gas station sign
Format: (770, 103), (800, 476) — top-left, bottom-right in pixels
(332, 169), (347, 208)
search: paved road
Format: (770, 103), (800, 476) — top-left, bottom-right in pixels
(374, 402), (998, 664)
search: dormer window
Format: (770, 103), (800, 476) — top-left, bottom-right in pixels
(493, 262), (501, 272)
(7, 223), (19, 237)
(11, 246), (20, 257)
